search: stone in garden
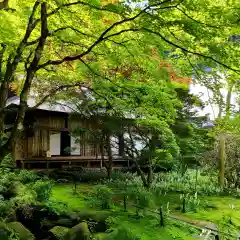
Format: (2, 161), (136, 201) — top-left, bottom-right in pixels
(0, 222), (8, 240)
(56, 218), (75, 227)
(7, 222), (34, 240)
(50, 226), (70, 239)
(61, 221), (90, 240)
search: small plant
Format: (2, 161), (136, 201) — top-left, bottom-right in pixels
(165, 202), (170, 216)
(1, 153), (15, 168)
(198, 229), (214, 240)
(104, 226), (141, 240)
(153, 170), (221, 196)
(228, 203), (235, 225)
(88, 185), (113, 209)
(31, 180), (53, 202)
(18, 170), (39, 184)
(180, 192), (200, 213)
(0, 200), (15, 218)
(0, 169), (18, 199)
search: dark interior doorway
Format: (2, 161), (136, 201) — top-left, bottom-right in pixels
(60, 131), (71, 156)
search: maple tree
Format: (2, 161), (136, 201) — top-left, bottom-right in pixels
(0, 0), (239, 163)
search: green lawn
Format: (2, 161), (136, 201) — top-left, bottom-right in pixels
(50, 183), (90, 210)
(50, 183), (240, 239)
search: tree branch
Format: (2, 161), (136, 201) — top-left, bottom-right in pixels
(0, 43), (6, 79)
(143, 28), (240, 74)
(46, 1), (126, 18)
(36, 0), (180, 70)
(37, 27), (138, 70)
(32, 82), (87, 108)
(103, 28), (139, 40)
(27, 26), (94, 46)
(176, 7), (221, 28)
(3, 0), (40, 83)
(7, 2), (49, 149)
(0, 0), (41, 133)
(50, 26), (94, 37)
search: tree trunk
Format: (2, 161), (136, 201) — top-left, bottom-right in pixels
(124, 129), (149, 188)
(218, 83), (233, 188)
(0, 1), (41, 159)
(100, 138), (111, 180)
(2, 2), (48, 158)
(147, 166), (153, 190)
(0, 0), (8, 10)
(146, 134), (157, 190)
(106, 134), (113, 180)
(219, 133), (226, 188)
(0, 81), (9, 133)
(226, 84), (233, 117)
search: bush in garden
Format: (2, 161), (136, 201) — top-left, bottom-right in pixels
(31, 180), (53, 202)
(0, 153), (15, 168)
(153, 169), (221, 196)
(127, 184), (154, 210)
(180, 192), (200, 213)
(107, 226), (141, 240)
(107, 173), (154, 211)
(18, 170), (39, 184)
(77, 169), (107, 183)
(102, 218), (140, 240)
(0, 169), (18, 199)
(0, 200), (15, 218)
(110, 171), (134, 182)
(88, 185), (113, 209)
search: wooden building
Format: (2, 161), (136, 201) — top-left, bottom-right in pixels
(5, 96), (129, 169)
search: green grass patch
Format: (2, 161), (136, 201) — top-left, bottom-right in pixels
(50, 183), (240, 239)
(50, 183), (92, 211)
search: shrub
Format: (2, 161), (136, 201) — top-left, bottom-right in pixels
(1, 153), (15, 168)
(180, 192), (200, 213)
(78, 169), (107, 183)
(110, 171), (134, 182)
(0, 169), (18, 199)
(103, 225), (140, 240)
(153, 169), (221, 196)
(106, 173), (154, 211)
(87, 185), (113, 209)
(0, 200), (15, 218)
(18, 170), (39, 184)
(31, 180), (53, 202)
(13, 184), (37, 207)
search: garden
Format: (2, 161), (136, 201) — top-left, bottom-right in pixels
(0, 0), (240, 239)
(0, 165), (240, 239)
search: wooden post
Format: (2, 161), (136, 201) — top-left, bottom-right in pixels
(219, 133), (226, 188)
(46, 150), (51, 169)
(100, 159), (103, 169)
(124, 195), (127, 212)
(159, 206), (164, 227)
(182, 198), (186, 213)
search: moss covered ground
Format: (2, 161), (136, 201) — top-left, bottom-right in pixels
(51, 184), (240, 239)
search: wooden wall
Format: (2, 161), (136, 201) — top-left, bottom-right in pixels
(14, 111), (109, 160)
(28, 129), (49, 157)
(69, 117), (100, 156)
(15, 133), (27, 160)
(34, 115), (65, 129)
